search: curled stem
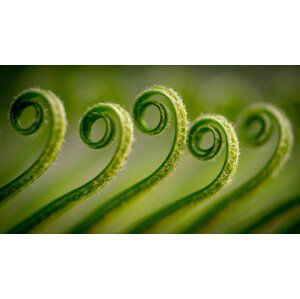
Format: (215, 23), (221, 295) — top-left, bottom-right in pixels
(70, 85), (188, 233)
(126, 114), (239, 233)
(0, 88), (67, 204)
(183, 103), (293, 233)
(8, 103), (134, 233)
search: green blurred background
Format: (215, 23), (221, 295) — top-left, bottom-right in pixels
(0, 66), (299, 233)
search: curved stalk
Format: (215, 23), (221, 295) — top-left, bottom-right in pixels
(126, 114), (239, 233)
(70, 85), (188, 233)
(183, 103), (293, 233)
(9, 103), (133, 233)
(0, 88), (67, 204)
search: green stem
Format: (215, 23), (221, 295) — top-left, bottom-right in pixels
(70, 85), (188, 233)
(0, 88), (67, 204)
(8, 103), (134, 233)
(126, 114), (239, 233)
(242, 195), (300, 233)
(183, 103), (293, 233)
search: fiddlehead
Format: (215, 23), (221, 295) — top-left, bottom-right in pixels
(0, 88), (67, 204)
(9, 103), (134, 233)
(126, 114), (239, 233)
(70, 85), (188, 233)
(184, 103), (293, 233)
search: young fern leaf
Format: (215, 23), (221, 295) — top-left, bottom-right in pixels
(183, 103), (293, 233)
(241, 195), (300, 234)
(0, 88), (67, 205)
(126, 114), (240, 233)
(70, 85), (188, 233)
(8, 103), (134, 233)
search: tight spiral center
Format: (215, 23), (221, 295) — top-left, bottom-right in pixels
(10, 98), (43, 135)
(80, 106), (116, 149)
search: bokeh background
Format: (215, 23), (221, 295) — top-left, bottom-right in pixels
(0, 66), (299, 233)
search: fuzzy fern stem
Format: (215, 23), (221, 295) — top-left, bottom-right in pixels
(0, 88), (67, 205)
(183, 103), (293, 233)
(126, 114), (240, 233)
(70, 85), (189, 233)
(8, 103), (133, 233)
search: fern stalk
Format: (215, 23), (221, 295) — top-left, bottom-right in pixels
(183, 103), (293, 233)
(9, 103), (134, 233)
(0, 88), (67, 204)
(70, 85), (189, 233)
(126, 114), (240, 233)
(242, 195), (300, 233)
